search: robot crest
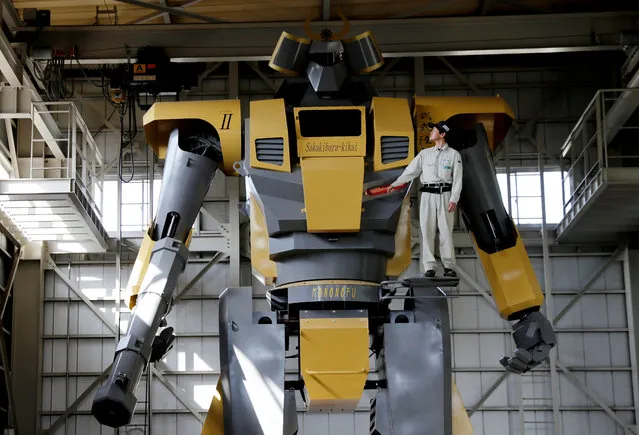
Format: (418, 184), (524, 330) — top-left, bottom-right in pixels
(268, 10), (384, 93)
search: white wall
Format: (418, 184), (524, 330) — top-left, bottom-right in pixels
(38, 250), (637, 435)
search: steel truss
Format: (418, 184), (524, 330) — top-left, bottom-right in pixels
(11, 11), (638, 64)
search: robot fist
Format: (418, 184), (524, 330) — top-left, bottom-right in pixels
(500, 311), (557, 374)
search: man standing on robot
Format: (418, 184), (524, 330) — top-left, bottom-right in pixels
(387, 121), (463, 278)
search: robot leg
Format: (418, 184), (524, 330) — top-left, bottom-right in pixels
(371, 278), (471, 435)
(216, 286), (295, 434)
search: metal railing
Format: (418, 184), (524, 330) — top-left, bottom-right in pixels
(28, 101), (104, 219)
(560, 88), (639, 215)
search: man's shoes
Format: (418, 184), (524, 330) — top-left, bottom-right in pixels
(425, 270), (436, 278)
(443, 268), (457, 277)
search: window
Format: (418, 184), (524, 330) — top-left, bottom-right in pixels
(496, 170), (564, 224)
(97, 170), (565, 234)
(101, 179), (162, 233)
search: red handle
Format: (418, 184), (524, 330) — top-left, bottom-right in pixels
(365, 183), (407, 196)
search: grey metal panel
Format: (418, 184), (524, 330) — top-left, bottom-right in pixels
(454, 373), (482, 407)
(219, 286), (286, 434)
(480, 372), (509, 408)
(450, 294), (478, 329)
(380, 293), (452, 434)
(482, 411), (510, 435)
(613, 372), (634, 407)
(610, 332), (631, 366)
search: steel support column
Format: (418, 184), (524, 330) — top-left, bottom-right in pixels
(12, 255), (44, 434)
(227, 178), (241, 287)
(624, 247), (639, 428)
(539, 145), (562, 435)
(227, 60), (241, 287)
(0, 244), (19, 433)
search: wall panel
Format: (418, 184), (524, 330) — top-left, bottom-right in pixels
(38, 249), (636, 435)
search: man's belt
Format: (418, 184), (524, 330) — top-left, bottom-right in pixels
(420, 183), (452, 193)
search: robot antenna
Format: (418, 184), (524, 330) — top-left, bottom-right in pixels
(303, 7), (350, 41)
(303, 17), (323, 41)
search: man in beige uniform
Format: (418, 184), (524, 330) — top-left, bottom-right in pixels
(387, 121), (463, 277)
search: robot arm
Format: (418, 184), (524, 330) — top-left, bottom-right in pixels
(410, 95), (556, 375)
(92, 101), (241, 428)
(455, 122), (556, 374)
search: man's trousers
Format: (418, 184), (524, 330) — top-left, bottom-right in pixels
(419, 190), (456, 271)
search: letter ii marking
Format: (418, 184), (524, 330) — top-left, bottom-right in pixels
(221, 113), (232, 130)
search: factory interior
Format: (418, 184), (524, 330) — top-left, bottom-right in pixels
(0, 1), (638, 434)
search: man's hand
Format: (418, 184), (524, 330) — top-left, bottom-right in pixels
(448, 202), (457, 212)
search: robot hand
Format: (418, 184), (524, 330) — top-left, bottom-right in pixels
(500, 310), (557, 374)
(149, 326), (176, 363)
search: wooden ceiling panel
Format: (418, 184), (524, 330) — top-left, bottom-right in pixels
(10, 0), (639, 26)
(335, 0), (481, 20)
(168, 0), (323, 23)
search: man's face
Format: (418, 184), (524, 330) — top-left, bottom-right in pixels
(429, 127), (445, 141)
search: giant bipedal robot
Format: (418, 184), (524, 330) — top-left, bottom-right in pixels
(91, 14), (556, 435)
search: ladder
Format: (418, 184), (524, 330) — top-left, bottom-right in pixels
(122, 371), (152, 434)
(517, 370), (556, 435)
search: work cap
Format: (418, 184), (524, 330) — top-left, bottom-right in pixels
(427, 121), (450, 133)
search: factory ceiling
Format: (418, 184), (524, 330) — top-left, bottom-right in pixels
(9, 0), (639, 26)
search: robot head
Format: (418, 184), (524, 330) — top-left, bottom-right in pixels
(268, 10), (384, 95)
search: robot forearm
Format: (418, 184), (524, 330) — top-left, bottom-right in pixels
(92, 237), (189, 427)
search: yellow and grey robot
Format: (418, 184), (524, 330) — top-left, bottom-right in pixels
(91, 14), (557, 435)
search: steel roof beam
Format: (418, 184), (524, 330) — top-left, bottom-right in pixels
(115, 0), (225, 24)
(128, 0), (204, 25)
(16, 11), (638, 64)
